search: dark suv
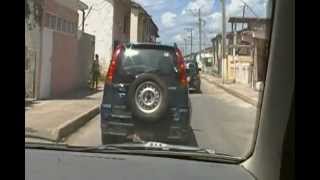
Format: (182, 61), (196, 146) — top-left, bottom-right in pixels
(100, 43), (191, 144)
(186, 60), (201, 93)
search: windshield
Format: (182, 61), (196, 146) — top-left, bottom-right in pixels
(25, 0), (273, 161)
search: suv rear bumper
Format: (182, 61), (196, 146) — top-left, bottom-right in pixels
(100, 104), (190, 142)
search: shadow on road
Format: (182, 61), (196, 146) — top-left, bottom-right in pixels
(178, 129), (199, 147)
(189, 90), (202, 94)
(102, 129), (199, 148)
(52, 88), (103, 100)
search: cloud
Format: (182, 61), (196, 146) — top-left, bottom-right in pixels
(226, 0), (268, 17)
(157, 0), (268, 47)
(200, 0), (268, 36)
(205, 12), (222, 35)
(182, 0), (215, 16)
(173, 34), (183, 42)
(161, 12), (177, 28)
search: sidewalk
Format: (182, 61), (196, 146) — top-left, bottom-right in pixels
(26, 85), (103, 142)
(201, 73), (261, 107)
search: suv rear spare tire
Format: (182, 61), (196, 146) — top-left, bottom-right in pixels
(128, 73), (168, 123)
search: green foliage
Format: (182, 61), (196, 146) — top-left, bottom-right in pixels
(25, 0), (44, 30)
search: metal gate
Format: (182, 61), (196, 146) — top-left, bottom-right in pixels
(25, 47), (37, 98)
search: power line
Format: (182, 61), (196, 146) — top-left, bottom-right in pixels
(239, 0), (258, 17)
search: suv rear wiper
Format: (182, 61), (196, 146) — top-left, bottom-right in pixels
(84, 141), (216, 155)
(80, 141), (240, 163)
(25, 141), (240, 162)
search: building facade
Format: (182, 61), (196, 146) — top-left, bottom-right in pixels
(210, 17), (271, 88)
(130, 1), (159, 43)
(25, 0), (94, 99)
(79, 0), (131, 75)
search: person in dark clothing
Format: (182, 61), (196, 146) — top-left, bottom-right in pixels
(91, 54), (100, 90)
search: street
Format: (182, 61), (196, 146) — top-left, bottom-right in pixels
(65, 79), (257, 157)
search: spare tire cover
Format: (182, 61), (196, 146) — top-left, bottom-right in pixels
(128, 73), (168, 123)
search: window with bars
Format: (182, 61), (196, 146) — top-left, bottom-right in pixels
(50, 15), (56, 29)
(57, 18), (62, 31)
(62, 19), (66, 32)
(43, 12), (76, 34)
(45, 13), (50, 27)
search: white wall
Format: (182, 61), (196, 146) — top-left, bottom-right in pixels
(235, 63), (252, 85)
(79, 0), (114, 72)
(130, 8), (139, 43)
(39, 28), (53, 99)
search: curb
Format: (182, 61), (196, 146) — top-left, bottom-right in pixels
(53, 105), (100, 142)
(201, 75), (258, 107)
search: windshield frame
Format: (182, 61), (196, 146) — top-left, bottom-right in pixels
(25, 0), (276, 164)
(25, 141), (242, 164)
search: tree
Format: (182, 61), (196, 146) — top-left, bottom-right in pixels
(25, 0), (43, 30)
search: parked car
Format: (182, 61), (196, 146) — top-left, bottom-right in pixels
(100, 43), (192, 144)
(186, 60), (201, 93)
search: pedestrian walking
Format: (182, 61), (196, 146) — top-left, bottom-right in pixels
(91, 54), (100, 90)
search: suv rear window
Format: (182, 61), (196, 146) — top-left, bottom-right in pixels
(186, 62), (197, 74)
(119, 47), (177, 75)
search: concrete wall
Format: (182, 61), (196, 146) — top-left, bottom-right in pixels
(235, 63), (253, 86)
(42, 0), (80, 98)
(39, 29), (53, 99)
(51, 31), (78, 97)
(77, 32), (95, 87)
(227, 55), (253, 85)
(79, 0), (114, 74)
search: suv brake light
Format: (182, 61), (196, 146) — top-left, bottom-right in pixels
(176, 48), (187, 87)
(106, 44), (124, 84)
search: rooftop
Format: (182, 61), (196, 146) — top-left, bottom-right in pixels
(228, 17), (270, 24)
(125, 42), (175, 49)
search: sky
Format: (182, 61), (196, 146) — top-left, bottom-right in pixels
(133, 0), (269, 54)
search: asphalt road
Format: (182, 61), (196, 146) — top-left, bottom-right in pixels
(65, 79), (257, 157)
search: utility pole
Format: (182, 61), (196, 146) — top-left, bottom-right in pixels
(241, 4), (246, 29)
(183, 38), (187, 55)
(190, 29), (193, 55)
(233, 22), (237, 83)
(198, 9), (202, 65)
(221, 0), (226, 83)
(82, 10), (85, 32)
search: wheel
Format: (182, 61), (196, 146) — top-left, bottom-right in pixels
(128, 73), (168, 123)
(196, 82), (201, 93)
(197, 87), (201, 93)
